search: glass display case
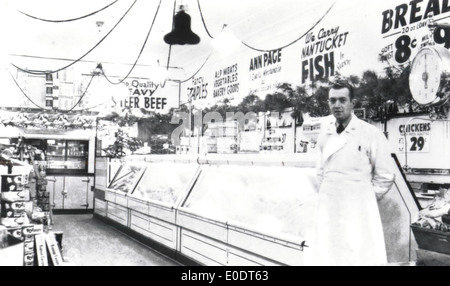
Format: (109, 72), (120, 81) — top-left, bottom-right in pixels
(181, 164), (318, 239)
(129, 162), (199, 206)
(9, 138), (90, 175)
(108, 162), (147, 193)
(95, 154), (420, 266)
(46, 139), (66, 169)
(46, 139), (88, 174)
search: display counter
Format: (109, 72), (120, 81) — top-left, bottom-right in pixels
(177, 163), (317, 265)
(93, 153), (420, 266)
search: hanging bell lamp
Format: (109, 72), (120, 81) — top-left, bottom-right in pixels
(164, 6), (200, 45)
(93, 63), (103, 76)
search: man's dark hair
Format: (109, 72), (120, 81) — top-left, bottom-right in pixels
(329, 79), (355, 100)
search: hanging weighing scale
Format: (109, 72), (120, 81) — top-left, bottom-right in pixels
(409, 45), (450, 106)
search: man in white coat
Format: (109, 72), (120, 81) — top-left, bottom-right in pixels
(313, 79), (395, 266)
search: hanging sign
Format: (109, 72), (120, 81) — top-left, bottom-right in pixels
(187, 76), (209, 103)
(213, 63), (240, 100)
(119, 79), (168, 110)
(379, 0), (450, 65)
(248, 49), (283, 95)
(301, 26), (350, 84)
(183, 63), (242, 108)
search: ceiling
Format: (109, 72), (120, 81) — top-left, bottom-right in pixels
(2, 0), (343, 80)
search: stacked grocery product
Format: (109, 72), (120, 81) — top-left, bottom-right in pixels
(34, 164), (51, 222)
(0, 142), (63, 266)
(260, 128), (286, 152)
(0, 173), (35, 266)
(206, 121), (239, 154)
(0, 224), (24, 266)
(0, 174), (31, 227)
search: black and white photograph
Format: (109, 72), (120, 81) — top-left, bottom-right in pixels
(0, 0), (449, 272)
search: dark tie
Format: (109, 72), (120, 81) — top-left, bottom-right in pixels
(337, 124), (345, 134)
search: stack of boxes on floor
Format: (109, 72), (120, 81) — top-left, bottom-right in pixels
(0, 148), (64, 266)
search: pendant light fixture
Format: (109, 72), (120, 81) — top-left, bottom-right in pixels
(93, 63), (103, 76)
(164, 5), (200, 45)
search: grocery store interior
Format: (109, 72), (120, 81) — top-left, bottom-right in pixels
(1, 0), (450, 267)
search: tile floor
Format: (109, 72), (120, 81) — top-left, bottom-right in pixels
(49, 214), (181, 266)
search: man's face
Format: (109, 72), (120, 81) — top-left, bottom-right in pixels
(328, 87), (354, 123)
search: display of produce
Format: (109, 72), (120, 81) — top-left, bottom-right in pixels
(182, 164), (318, 239)
(108, 162), (147, 193)
(412, 188), (450, 231)
(410, 188), (450, 258)
(130, 162), (198, 205)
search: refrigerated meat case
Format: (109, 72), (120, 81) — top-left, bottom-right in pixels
(93, 153), (420, 266)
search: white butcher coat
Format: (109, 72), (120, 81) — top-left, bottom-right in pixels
(311, 114), (395, 266)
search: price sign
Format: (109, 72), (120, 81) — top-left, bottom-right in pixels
(398, 135), (430, 153)
(379, 1), (450, 66)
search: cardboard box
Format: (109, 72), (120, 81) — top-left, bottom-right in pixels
(1, 201), (27, 212)
(1, 174), (25, 190)
(22, 224), (44, 236)
(1, 201), (32, 218)
(1, 187), (30, 202)
(24, 239), (34, 253)
(45, 233), (63, 266)
(0, 235), (24, 266)
(34, 234), (48, 266)
(24, 252), (34, 263)
(6, 227), (23, 241)
(1, 213), (29, 228)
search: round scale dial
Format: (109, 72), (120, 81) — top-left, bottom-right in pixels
(409, 45), (450, 106)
